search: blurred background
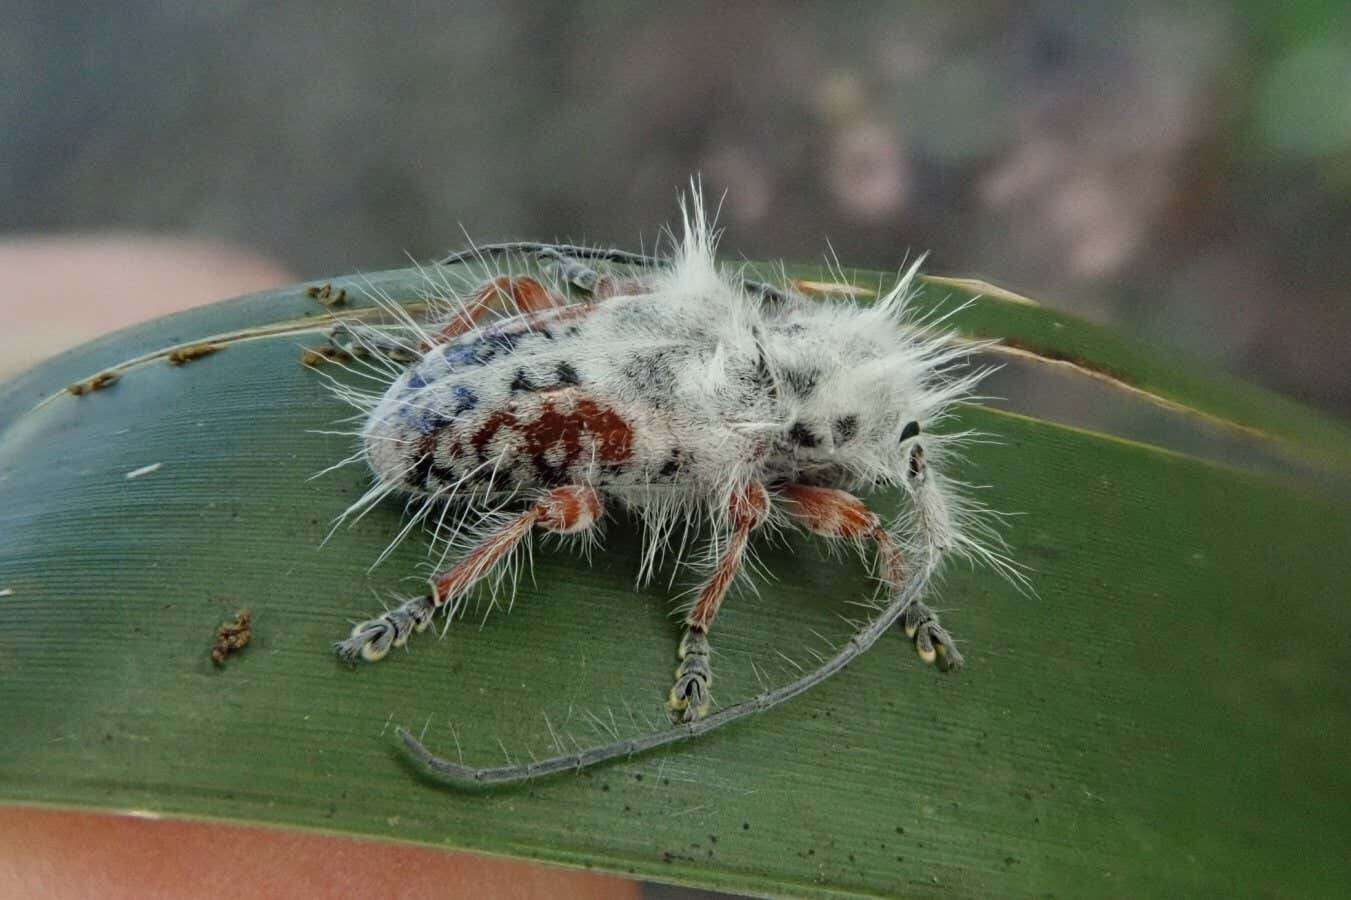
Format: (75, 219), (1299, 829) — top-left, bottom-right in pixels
(3, 2), (1350, 416)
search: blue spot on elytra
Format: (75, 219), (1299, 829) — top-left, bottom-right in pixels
(486, 330), (526, 353)
(399, 384), (476, 434)
(405, 371), (428, 390)
(442, 341), (485, 369)
(439, 321), (539, 374)
(450, 385), (478, 415)
(413, 412), (451, 436)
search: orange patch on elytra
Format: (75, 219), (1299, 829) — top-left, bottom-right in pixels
(469, 390), (634, 483)
(522, 397), (633, 462)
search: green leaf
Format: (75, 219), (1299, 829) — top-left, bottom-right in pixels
(3, 264), (1348, 897)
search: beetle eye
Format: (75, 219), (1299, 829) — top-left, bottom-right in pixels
(899, 420), (921, 443)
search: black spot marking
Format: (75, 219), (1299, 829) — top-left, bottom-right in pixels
(620, 350), (678, 407)
(788, 422), (818, 448)
(555, 361), (582, 385)
(486, 328), (527, 351)
(428, 463), (458, 485)
(783, 368), (819, 398)
(658, 448), (685, 478)
(450, 385), (478, 416)
(510, 368), (537, 392)
(833, 415), (858, 444)
(531, 453), (570, 486)
(466, 465), (512, 492)
(409, 452), (435, 489)
(414, 413), (452, 437)
(752, 345), (778, 399)
(900, 420), (921, 443)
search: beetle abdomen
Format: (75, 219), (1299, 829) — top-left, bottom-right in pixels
(370, 384), (639, 494)
(364, 305), (659, 494)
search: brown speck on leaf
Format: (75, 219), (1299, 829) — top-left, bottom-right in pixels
(211, 609), (252, 666)
(301, 345), (354, 368)
(168, 343), (222, 366)
(306, 283), (347, 307)
(67, 370), (120, 396)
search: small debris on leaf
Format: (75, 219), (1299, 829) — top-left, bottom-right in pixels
(124, 462), (163, 480)
(211, 609), (252, 666)
(67, 371), (120, 396)
(306, 283), (347, 306)
(167, 343), (221, 365)
(301, 345), (354, 367)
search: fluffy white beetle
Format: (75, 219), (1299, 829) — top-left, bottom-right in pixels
(323, 191), (1010, 785)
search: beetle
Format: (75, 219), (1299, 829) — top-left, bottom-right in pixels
(322, 191), (1009, 784)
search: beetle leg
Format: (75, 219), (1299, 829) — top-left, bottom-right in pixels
(427, 258), (656, 351)
(430, 275), (566, 344)
(335, 485), (604, 664)
(667, 482), (771, 723)
(530, 249), (654, 300)
(778, 484), (962, 671)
